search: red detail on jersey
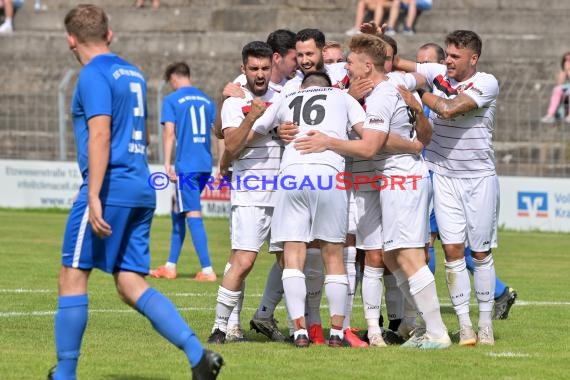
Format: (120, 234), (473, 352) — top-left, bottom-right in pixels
(333, 74), (351, 90)
(241, 102), (273, 116)
(433, 75), (458, 97)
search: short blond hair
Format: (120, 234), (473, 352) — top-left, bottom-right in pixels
(349, 34), (387, 72)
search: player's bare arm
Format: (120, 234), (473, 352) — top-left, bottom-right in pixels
(397, 84), (432, 146)
(87, 115), (112, 238)
(163, 122), (177, 182)
(422, 91), (478, 119)
(214, 106), (224, 139)
(383, 134), (424, 155)
(393, 55), (417, 74)
(295, 125), (387, 160)
(224, 97), (266, 156)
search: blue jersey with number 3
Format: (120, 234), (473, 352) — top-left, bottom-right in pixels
(161, 87), (216, 173)
(71, 53), (155, 208)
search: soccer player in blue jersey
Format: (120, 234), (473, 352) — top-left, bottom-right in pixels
(150, 61), (218, 282)
(49, 5), (222, 379)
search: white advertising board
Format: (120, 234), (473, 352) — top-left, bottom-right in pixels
(0, 159), (230, 217)
(499, 176), (570, 232)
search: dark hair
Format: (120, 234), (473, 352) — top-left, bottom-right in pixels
(266, 29), (296, 57)
(379, 34), (397, 56)
(241, 41), (274, 64)
(419, 42), (446, 62)
(301, 71), (332, 88)
(163, 62), (190, 82)
(445, 30), (482, 57)
(295, 28), (326, 49)
(561, 52), (570, 69)
(64, 4), (108, 43)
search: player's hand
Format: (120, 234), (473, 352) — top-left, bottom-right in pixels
(165, 164), (177, 182)
(359, 22), (387, 36)
(278, 121), (298, 143)
(397, 85), (422, 114)
(222, 82), (245, 98)
(348, 77), (374, 100)
(411, 139), (424, 156)
(294, 130), (330, 154)
(88, 196), (112, 238)
(249, 97), (267, 120)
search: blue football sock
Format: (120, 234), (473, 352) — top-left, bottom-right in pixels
(167, 211), (186, 264)
(54, 294), (88, 380)
(135, 288), (204, 367)
(494, 276), (507, 299)
(187, 217), (211, 269)
(428, 245), (436, 274)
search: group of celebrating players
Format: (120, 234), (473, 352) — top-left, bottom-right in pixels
(202, 22), (515, 351)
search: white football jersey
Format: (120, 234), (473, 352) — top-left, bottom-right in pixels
(416, 63), (499, 178)
(221, 87), (283, 206)
(363, 80), (428, 178)
(351, 71), (420, 190)
(253, 86), (365, 172)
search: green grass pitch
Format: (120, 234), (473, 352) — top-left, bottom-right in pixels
(1, 209), (569, 379)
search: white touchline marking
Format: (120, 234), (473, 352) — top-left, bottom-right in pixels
(487, 352), (532, 358)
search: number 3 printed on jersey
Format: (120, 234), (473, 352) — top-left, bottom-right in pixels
(288, 94), (327, 126)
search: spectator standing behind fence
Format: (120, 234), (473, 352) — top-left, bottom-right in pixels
(0, 0), (23, 34)
(540, 52), (570, 124)
(385, 0), (433, 36)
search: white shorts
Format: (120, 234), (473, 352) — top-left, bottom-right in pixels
(230, 205), (274, 252)
(347, 190), (357, 235)
(433, 174), (499, 252)
(381, 177), (430, 251)
(271, 164), (347, 244)
(355, 190), (383, 250)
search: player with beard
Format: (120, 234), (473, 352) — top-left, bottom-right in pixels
(394, 30), (501, 345)
(207, 41), (283, 344)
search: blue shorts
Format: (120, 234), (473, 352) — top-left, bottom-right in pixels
(62, 202), (154, 274)
(402, 0), (432, 11)
(176, 171), (211, 213)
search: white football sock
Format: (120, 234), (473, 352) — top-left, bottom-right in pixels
(392, 269), (418, 330)
(324, 274), (348, 325)
(343, 246), (357, 329)
(362, 266), (384, 335)
(473, 254), (496, 328)
(409, 266), (447, 339)
(282, 268), (306, 321)
(213, 286), (241, 333)
(445, 258), (472, 327)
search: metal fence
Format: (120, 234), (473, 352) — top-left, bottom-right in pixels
(0, 70), (569, 178)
